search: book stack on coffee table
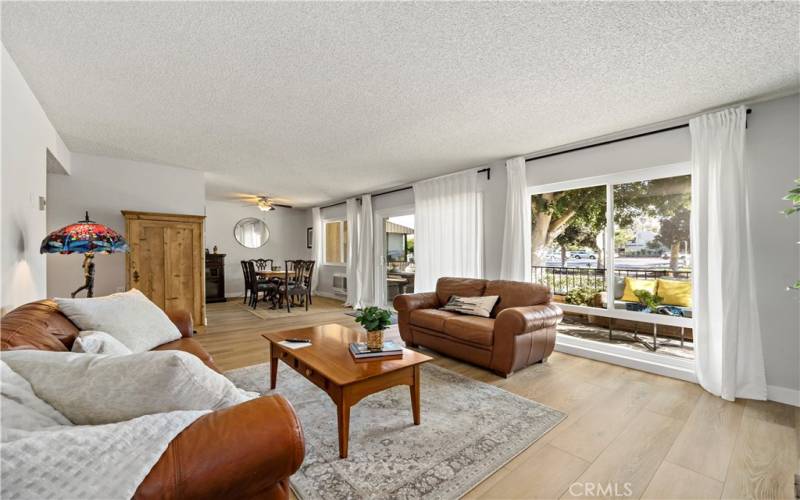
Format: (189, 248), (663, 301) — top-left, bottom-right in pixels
(349, 341), (404, 362)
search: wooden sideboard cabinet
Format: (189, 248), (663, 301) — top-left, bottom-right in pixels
(205, 253), (226, 303)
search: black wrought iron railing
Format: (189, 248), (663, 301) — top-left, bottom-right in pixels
(532, 266), (691, 296)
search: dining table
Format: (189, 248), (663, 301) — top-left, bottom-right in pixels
(256, 270), (289, 279)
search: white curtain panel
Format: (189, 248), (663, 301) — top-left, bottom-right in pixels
(690, 106), (767, 401)
(310, 207), (323, 294)
(499, 156), (532, 282)
(354, 194), (375, 308)
(344, 198), (360, 307)
(413, 170), (483, 292)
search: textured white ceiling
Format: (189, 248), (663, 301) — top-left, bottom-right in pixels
(3, 2), (798, 206)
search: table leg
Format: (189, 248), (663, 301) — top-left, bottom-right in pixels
(270, 345), (278, 390)
(337, 401), (351, 459)
(410, 365), (421, 425)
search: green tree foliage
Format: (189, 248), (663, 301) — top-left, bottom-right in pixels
(531, 175), (691, 270)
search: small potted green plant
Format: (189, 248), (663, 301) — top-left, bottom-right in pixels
(355, 306), (393, 350)
(634, 289), (663, 313)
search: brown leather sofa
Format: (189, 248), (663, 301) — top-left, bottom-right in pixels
(393, 277), (562, 377)
(0, 299), (305, 500)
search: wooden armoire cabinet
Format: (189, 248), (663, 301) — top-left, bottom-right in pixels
(122, 211), (206, 325)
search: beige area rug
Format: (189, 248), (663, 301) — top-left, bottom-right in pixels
(226, 362), (565, 499)
(237, 297), (349, 320)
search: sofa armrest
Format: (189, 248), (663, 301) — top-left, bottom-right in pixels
(393, 292), (439, 312)
(135, 395), (305, 500)
(167, 309), (194, 338)
(494, 303), (563, 337)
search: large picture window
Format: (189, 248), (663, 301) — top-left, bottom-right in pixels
(530, 163), (693, 359)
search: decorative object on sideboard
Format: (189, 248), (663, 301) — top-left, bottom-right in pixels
(306, 227), (313, 249)
(206, 253), (227, 303)
(212, 245), (218, 254)
(354, 306), (393, 350)
(233, 218), (270, 248)
(40, 211), (129, 298)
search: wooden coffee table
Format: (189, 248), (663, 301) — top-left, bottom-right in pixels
(262, 324), (432, 458)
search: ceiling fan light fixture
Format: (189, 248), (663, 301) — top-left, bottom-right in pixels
(257, 197), (275, 211)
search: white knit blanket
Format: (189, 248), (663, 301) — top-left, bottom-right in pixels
(1, 409), (209, 500)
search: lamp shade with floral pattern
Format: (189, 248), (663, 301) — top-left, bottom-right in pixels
(40, 212), (129, 255)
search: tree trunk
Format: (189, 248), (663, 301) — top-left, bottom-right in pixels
(560, 245), (567, 267)
(670, 241), (680, 272)
(531, 212), (552, 267)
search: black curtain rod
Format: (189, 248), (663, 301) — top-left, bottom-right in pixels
(525, 109), (752, 163)
(319, 168), (492, 210)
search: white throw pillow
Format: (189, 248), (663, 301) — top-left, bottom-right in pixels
(441, 295), (500, 318)
(1, 350), (255, 425)
(72, 331), (133, 355)
(1, 361), (72, 441)
(55, 288), (181, 352)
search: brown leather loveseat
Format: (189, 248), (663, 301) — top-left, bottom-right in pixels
(1, 299), (305, 500)
(393, 278), (562, 377)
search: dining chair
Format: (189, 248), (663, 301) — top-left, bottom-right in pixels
(253, 258), (273, 272)
(279, 260), (314, 312)
(246, 260), (276, 309)
(240, 260), (252, 305)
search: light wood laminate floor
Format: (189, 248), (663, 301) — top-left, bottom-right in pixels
(196, 298), (799, 499)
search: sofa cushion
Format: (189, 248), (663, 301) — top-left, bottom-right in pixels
(656, 278), (692, 307)
(72, 331), (133, 355)
(409, 309), (461, 331)
(485, 280), (552, 316)
(441, 295), (499, 318)
(620, 277), (657, 302)
(435, 277), (487, 306)
(0, 350), (253, 425)
(55, 289), (182, 352)
(443, 316), (495, 346)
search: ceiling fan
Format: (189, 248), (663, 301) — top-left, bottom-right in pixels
(231, 193), (293, 211)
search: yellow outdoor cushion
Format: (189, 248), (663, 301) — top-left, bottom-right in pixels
(620, 277), (658, 302)
(657, 278), (692, 307)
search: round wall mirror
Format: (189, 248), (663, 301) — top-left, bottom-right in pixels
(234, 218), (270, 248)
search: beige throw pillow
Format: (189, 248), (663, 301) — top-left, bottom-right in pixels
(1, 350), (255, 425)
(441, 295), (499, 318)
(55, 288), (181, 352)
(72, 331), (133, 355)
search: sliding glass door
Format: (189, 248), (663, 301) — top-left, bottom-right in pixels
(375, 207), (415, 308)
(530, 163), (694, 363)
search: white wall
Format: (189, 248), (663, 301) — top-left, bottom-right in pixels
(742, 94), (799, 399)
(46, 153), (205, 298)
(204, 201), (311, 297)
(1, 45), (72, 314)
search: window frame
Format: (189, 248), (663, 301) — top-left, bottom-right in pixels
(322, 218), (348, 266)
(528, 161), (692, 329)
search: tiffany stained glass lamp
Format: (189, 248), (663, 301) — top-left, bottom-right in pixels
(40, 212), (129, 298)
